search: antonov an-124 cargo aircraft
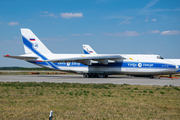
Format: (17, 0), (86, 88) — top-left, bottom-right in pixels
(4, 28), (180, 78)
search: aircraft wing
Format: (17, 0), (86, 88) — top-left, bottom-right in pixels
(4, 55), (38, 60)
(43, 55), (123, 65)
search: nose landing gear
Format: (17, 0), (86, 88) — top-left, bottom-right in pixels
(150, 75), (154, 79)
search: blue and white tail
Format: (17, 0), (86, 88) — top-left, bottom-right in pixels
(21, 28), (52, 55)
(21, 28), (59, 69)
(83, 44), (97, 54)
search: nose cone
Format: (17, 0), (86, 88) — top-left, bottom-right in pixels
(176, 65), (179, 70)
(175, 65), (180, 72)
(164, 59), (180, 73)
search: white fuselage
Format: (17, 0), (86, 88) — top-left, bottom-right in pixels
(28, 54), (179, 75)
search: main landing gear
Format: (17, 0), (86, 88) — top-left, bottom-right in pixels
(83, 73), (108, 78)
(150, 75), (154, 79)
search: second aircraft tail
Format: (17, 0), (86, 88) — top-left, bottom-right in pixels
(83, 44), (97, 54)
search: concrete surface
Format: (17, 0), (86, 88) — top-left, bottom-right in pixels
(0, 75), (180, 86)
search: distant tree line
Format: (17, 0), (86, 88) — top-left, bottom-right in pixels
(0, 67), (53, 71)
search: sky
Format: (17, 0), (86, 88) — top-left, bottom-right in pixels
(0, 0), (180, 67)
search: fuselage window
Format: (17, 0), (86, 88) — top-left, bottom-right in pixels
(157, 56), (164, 59)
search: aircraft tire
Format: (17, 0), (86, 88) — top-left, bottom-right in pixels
(169, 74), (172, 78)
(83, 73), (85, 78)
(103, 74), (105, 78)
(94, 73), (98, 78)
(89, 73), (93, 78)
(98, 73), (102, 78)
(87, 73), (90, 78)
(83, 73), (87, 78)
(150, 75), (154, 79)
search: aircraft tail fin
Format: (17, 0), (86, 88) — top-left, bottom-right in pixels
(21, 28), (52, 55)
(83, 44), (97, 54)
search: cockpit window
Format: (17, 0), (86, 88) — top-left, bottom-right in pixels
(157, 56), (163, 59)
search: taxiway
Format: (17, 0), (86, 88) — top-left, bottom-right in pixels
(0, 75), (180, 86)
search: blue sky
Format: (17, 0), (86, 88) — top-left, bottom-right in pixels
(0, 0), (180, 67)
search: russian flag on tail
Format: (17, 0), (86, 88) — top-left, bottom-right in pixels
(89, 51), (93, 53)
(30, 38), (36, 41)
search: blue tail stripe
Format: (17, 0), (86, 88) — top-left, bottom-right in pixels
(22, 36), (59, 70)
(22, 36), (47, 60)
(84, 50), (89, 54)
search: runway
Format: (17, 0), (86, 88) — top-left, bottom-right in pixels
(0, 75), (180, 86)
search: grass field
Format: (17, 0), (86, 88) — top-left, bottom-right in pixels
(0, 71), (70, 75)
(0, 82), (180, 119)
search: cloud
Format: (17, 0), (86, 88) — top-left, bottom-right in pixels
(40, 11), (83, 18)
(1, 40), (22, 44)
(40, 11), (49, 13)
(147, 8), (180, 12)
(105, 31), (141, 36)
(71, 34), (81, 36)
(160, 30), (180, 35)
(52, 22), (59, 25)
(8, 22), (19, 26)
(0, 22), (3, 24)
(3, 40), (13, 43)
(119, 17), (133, 25)
(105, 16), (133, 25)
(60, 12), (83, 18)
(49, 13), (58, 17)
(145, 18), (157, 22)
(71, 33), (94, 36)
(83, 33), (94, 35)
(148, 30), (160, 33)
(152, 19), (157, 21)
(41, 38), (67, 41)
(142, 0), (159, 10)
(44, 11), (48, 13)
(40, 11), (58, 17)
(14, 36), (21, 39)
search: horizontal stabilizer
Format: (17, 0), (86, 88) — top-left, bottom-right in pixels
(4, 55), (38, 60)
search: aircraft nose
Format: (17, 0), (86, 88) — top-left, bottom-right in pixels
(176, 65), (179, 69)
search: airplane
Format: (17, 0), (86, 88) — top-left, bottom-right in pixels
(4, 28), (180, 78)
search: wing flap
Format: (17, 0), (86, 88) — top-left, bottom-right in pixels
(43, 55), (123, 65)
